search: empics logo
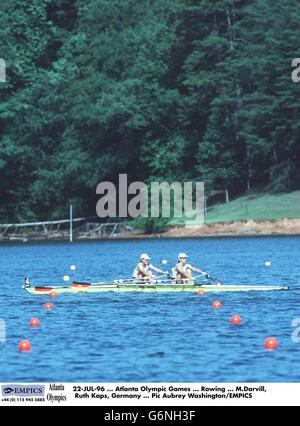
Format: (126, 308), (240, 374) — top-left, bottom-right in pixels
(1, 385), (45, 397)
(2, 387), (14, 395)
(0, 59), (6, 83)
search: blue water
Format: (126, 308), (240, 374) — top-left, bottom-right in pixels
(0, 237), (299, 383)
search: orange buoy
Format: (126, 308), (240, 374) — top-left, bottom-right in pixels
(18, 340), (31, 352)
(197, 290), (205, 296)
(230, 315), (242, 325)
(30, 318), (41, 328)
(50, 291), (58, 299)
(264, 337), (278, 350)
(212, 301), (222, 309)
(43, 303), (54, 310)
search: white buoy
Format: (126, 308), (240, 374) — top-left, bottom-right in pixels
(70, 265), (77, 271)
(63, 275), (70, 282)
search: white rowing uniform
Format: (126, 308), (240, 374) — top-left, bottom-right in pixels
(174, 263), (193, 279)
(133, 263), (154, 279)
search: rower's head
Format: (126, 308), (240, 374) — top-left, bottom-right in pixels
(178, 253), (188, 264)
(140, 253), (151, 265)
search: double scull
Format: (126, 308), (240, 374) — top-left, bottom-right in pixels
(24, 280), (289, 295)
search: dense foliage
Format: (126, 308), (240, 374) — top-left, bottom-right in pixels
(0, 0), (299, 222)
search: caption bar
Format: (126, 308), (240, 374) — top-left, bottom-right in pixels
(0, 383), (299, 406)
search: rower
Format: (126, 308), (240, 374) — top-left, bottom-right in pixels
(133, 254), (168, 281)
(173, 253), (207, 284)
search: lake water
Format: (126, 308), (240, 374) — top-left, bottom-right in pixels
(0, 237), (299, 382)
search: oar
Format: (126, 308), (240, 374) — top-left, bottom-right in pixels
(93, 279), (137, 286)
(93, 280), (176, 287)
(154, 273), (171, 280)
(189, 258), (222, 285)
(89, 275), (173, 287)
(184, 272), (222, 286)
(204, 273), (222, 286)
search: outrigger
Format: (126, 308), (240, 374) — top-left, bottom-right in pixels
(23, 279), (289, 295)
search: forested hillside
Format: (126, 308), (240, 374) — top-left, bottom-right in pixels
(0, 0), (299, 222)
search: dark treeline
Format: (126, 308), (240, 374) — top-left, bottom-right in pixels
(0, 0), (299, 222)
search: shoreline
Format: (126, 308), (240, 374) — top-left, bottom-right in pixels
(158, 218), (300, 239)
(0, 219), (299, 243)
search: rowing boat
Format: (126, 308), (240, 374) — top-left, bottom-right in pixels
(24, 281), (289, 295)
